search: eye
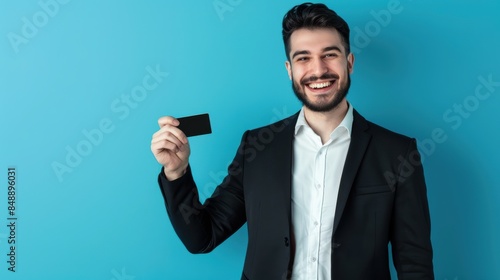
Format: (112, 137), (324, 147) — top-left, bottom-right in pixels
(296, 56), (309, 62)
(324, 53), (338, 58)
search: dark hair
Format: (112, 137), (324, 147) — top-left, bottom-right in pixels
(282, 3), (351, 60)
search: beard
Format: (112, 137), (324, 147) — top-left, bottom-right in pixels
(292, 72), (351, 112)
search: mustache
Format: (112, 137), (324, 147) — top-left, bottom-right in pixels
(301, 73), (339, 85)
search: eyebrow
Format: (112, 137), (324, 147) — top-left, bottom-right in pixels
(291, 45), (343, 59)
(291, 50), (310, 59)
(323, 46), (343, 53)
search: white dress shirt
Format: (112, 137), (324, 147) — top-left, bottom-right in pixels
(291, 104), (353, 280)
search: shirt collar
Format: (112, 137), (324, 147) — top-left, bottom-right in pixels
(294, 102), (354, 139)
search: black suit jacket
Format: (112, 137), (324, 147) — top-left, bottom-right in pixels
(158, 110), (434, 280)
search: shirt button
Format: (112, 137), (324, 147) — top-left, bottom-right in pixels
(314, 221), (319, 226)
(317, 184), (321, 189)
(312, 257), (317, 262)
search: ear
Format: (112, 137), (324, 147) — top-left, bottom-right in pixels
(347, 53), (355, 74)
(285, 61), (292, 80)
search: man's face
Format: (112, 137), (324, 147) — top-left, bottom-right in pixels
(285, 28), (354, 112)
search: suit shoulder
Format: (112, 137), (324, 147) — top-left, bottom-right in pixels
(246, 112), (298, 136)
(367, 120), (413, 142)
(361, 118), (419, 161)
(356, 111), (415, 150)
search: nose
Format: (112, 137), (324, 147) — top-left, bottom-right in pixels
(310, 58), (328, 77)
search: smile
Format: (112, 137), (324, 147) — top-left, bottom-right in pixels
(308, 81), (332, 89)
(306, 80), (336, 90)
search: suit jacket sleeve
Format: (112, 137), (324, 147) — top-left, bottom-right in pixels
(390, 139), (434, 279)
(157, 132), (248, 254)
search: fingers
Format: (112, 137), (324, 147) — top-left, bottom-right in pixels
(158, 116), (179, 128)
(152, 116), (189, 154)
(152, 116), (191, 170)
(155, 117), (188, 145)
(152, 129), (187, 153)
(151, 137), (180, 154)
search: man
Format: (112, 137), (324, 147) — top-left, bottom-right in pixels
(151, 3), (434, 279)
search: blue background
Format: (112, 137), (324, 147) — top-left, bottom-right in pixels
(1, 0), (499, 279)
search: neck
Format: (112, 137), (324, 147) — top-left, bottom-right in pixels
(303, 99), (349, 144)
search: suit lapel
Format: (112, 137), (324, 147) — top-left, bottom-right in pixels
(272, 113), (299, 223)
(273, 110), (371, 235)
(332, 110), (371, 234)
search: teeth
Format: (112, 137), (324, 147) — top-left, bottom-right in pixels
(309, 82), (332, 89)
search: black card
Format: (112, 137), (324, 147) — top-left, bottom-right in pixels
(177, 113), (212, 137)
